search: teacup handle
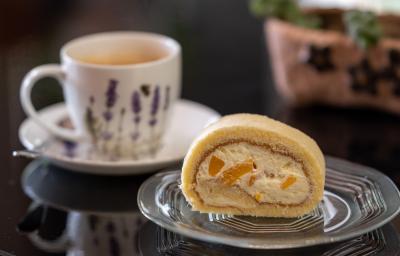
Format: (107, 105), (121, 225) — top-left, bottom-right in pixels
(20, 64), (83, 141)
(18, 203), (69, 253)
(28, 230), (70, 253)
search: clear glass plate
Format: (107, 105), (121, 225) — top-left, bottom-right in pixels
(137, 156), (400, 249)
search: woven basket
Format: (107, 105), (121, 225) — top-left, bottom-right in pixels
(265, 10), (400, 114)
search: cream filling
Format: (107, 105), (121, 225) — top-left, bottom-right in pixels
(195, 142), (310, 208)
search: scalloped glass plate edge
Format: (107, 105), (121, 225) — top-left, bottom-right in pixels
(137, 156), (400, 249)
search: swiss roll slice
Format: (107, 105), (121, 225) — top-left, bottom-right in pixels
(181, 114), (325, 217)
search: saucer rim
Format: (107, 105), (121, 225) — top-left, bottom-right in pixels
(19, 99), (221, 174)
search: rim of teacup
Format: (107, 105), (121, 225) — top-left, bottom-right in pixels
(60, 31), (181, 69)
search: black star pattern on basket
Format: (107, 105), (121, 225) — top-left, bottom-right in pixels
(382, 49), (400, 97)
(304, 45), (335, 72)
(394, 84), (400, 96)
(348, 59), (378, 95)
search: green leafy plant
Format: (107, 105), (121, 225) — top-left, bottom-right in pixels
(344, 11), (382, 49)
(249, 0), (321, 29)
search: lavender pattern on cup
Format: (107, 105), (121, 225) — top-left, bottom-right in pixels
(101, 79), (119, 154)
(90, 95), (95, 105)
(85, 96), (102, 144)
(149, 85), (160, 127)
(148, 85), (162, 156)
(63, 140), (77, 158)
(86, 107), (95, 135)
(131, 90), (142, 141)
(83, 80), (171, 159)
(88, 215), (99, 231)
(163, 85), (170, 111)
(109, 236), (120, 256)
(113, 107), (126, 157)
(101, 131), (113, 141)
(103, 79), (118, 122)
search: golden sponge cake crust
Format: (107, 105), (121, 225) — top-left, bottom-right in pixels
(181, 113), (325, 217)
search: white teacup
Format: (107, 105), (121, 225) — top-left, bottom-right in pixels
(20, 32), (181, 159)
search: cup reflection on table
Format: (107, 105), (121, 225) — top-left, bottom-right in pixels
(29, 211), (147, 256)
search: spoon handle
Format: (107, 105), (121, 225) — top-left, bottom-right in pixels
(12, 150), (41, 159)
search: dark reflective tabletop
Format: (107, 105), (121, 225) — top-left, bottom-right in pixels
(1, 0), (400, 255)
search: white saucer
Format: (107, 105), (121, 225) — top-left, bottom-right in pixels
(19, 99), (220, 175)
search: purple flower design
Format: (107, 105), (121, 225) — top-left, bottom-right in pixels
(105, 79), (118, 108)
(86, 107), (94, 123)
(131, 131), (140, 141)
(149, 119), (157, 126)
(101, 131), (113, 140)
(102, 79), (119, 122)
(132, 91), (141, 113)
(109, 236), (120, 256)
(163, 86), (170, 111)
(63, 140), (77, 158)
(85, 107), (97, 140)
(118, 108), (126, 132)
(150, 86), (160, 116)
(106, 221), (115, 233)
(130, 90), (142, 141)
(131, 91), (141, 124)
(149, 85), (160, 126)
(88, 215), (98, 231)
(103, 111), (113, 122)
